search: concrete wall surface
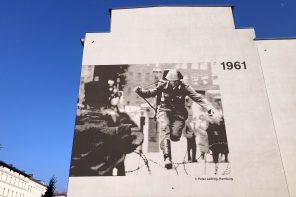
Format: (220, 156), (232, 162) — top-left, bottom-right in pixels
(256, 39), (296, 197)
(67, 6), (293, 197)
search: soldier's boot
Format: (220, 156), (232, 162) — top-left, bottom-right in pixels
(187, 151), (192, 162)
(164, 157), (172, 169)
(192, 148), (197, 162)
(163, 139), (173, 169)
(224, 153), (229, 163)
(201, 152), (205, 160)
(214, 163), (218, 175)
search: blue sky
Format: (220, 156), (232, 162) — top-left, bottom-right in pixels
(0, 0), (295, 192)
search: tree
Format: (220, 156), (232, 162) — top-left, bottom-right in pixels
(43, 176), (56, 197)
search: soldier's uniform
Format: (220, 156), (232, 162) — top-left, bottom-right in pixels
(136, 69), (215, 168)
(206, 118), (229, 163)
(183, 120), (197, 162)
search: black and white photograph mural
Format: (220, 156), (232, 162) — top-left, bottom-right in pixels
(70, 63), (230, 177)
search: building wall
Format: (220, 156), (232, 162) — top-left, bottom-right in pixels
(0, 164), (46, 197)
(77, 65), (95, 110)
(256, 39), (296, 197)
(53, 193), (67, 197)
(68, 6), (290, 197)
(110, 7), (235, 33)
(82, 7), (246, 66)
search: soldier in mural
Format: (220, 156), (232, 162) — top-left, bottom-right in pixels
(135, 69), (220, 169)
(70, 70), (143, 176)
(195, 113), (210, 160)
(207, 116), (229, 164)
(183, 120), (197, 162)
(183, 96), (197, 162)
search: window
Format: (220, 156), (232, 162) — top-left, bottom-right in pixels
(145, 73), (150, 81)
(127, 87), (131, 96)
(197, 62), (209, 70)
(137, 72), (142, 79)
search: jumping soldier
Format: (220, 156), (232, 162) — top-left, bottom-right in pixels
(135, 69), (220, 169)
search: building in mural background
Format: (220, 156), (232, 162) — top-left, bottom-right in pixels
(70, 63), (229, 177)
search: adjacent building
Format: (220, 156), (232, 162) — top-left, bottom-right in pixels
(53, 192), (67, 197)
(0, 161), (46, 197)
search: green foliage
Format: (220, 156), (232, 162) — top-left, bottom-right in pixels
(43, 176), (56, 197)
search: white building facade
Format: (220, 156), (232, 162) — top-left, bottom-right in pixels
(0, 161), (46, 197)
(68, 5), (296, 197)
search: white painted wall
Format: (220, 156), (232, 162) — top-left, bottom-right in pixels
(110, 7), (235, 33)
(256, 39), (296, 197)
(68, 6), (290, 197)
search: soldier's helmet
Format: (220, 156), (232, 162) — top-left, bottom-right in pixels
(165, 69), (183, 81)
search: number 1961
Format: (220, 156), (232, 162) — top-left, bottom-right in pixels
(221, 61), (247, 70)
